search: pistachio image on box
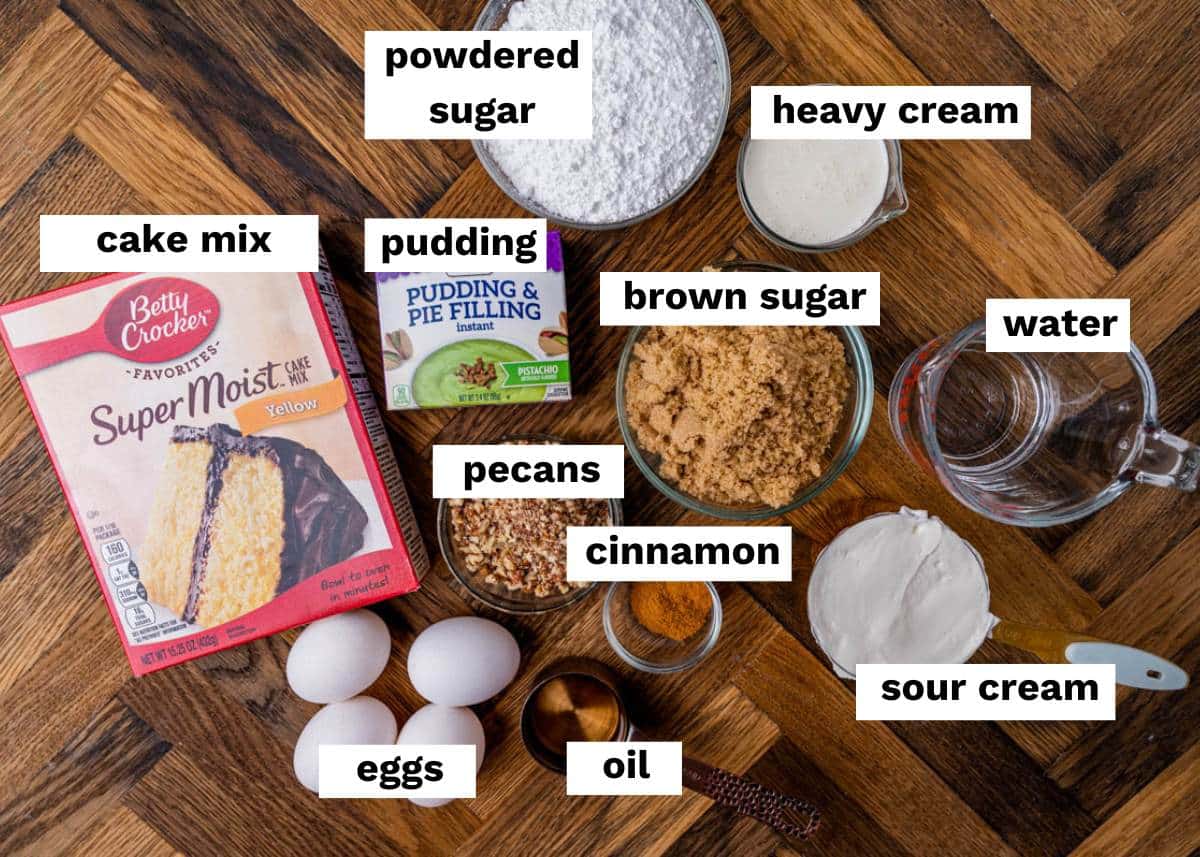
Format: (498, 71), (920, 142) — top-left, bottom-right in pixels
(376, 232), (571, 409)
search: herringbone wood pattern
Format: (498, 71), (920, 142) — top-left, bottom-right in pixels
(0, 0), (1197, 854)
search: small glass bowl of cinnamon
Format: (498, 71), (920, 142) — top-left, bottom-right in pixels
(603, 581), (722, 673)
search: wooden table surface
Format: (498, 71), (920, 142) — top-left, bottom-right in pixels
(2, 0), (1198, 855)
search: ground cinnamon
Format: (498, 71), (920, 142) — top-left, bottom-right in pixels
(629, 582), (711, 641)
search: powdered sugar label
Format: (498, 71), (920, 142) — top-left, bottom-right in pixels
(364, 31), (591, 139)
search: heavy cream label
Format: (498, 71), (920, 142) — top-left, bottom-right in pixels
(752, 85), (1031, 139)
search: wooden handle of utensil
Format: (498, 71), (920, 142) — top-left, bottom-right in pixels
(989, 618), (1096, 663)
(991, 618), (1189, 690)
(681, 756), (819, 841)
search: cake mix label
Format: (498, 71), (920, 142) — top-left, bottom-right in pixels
(376, 230), (571, 409)
(0, 267), (428, 675)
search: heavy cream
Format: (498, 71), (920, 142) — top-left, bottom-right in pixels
(741, 139), (888, 246)
(808, 508), (992, 676)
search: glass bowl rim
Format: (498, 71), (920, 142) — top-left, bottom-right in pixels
(602, 580), (722, 673)
(470, 0), (733, 231)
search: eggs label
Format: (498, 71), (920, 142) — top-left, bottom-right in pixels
(566, 742), (682, 796)
(318, 745), (477, 799)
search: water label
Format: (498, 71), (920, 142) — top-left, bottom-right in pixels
(985, 299), (1131, 352)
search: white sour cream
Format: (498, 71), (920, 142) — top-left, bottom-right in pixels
(808, 508), (993, 676)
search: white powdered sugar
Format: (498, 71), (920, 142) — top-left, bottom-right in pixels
(482, 0), (726, 224)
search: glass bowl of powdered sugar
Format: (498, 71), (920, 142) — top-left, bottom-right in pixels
(473, 0), (731, 230)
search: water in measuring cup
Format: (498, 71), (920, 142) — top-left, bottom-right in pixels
(933, 346), (1144, 516)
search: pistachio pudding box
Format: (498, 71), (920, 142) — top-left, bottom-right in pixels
(376, 231), (572, 409)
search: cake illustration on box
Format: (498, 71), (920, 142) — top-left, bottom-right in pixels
(140, 423), (368, 628)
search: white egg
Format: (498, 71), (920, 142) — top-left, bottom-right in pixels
(287, 610), (392, 704)
(293, 696), (397, 793)
(397, 704), (486, 809)
(407, 616), (520, 706)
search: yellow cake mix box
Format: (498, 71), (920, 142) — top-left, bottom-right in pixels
(0, 263), (428, 675)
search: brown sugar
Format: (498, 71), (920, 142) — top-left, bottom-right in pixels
(630, 581), (712, 641)
(624, 326), (848, 508)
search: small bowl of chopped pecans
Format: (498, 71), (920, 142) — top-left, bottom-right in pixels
(437, 435), (622, 614)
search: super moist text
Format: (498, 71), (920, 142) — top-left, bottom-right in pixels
(90, 360), (284, 445)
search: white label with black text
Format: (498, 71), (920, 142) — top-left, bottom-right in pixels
(752, 85), (1031, 139)
(318, 744), (477, 799)
(855, 664), (1116, 721)
(985, 299), (1130, 352)
(365, 218), (547, 272)
(432, 443), (625, 499)
(364, 31), (591, 139)
(599, 271), (879, 326)
(566, 742), (683, 796)
(566, 526), (791, 582)
(40, 215), (319, 273)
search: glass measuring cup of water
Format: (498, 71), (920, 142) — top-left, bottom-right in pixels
(889, 320), (1198, 526)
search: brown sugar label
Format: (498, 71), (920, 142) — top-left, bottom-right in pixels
(233, 374), (348, 435)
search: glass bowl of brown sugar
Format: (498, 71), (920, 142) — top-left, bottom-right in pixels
(603, 581), (722, 673)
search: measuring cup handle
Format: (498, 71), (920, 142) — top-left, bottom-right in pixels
(1134, 426), (1199, 491)
(681, 756), (820, 841)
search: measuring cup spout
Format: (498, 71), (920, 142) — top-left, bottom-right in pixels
(1132, 426), (1199, 491)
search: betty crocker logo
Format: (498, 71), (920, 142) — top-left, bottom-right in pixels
(105, 278), (219, 359)
(12, 277), (220, 375)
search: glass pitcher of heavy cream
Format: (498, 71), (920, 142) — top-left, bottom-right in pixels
(889, 320), (1198, 526)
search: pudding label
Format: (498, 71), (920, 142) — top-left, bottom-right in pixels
(366, 218), (548, 272)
